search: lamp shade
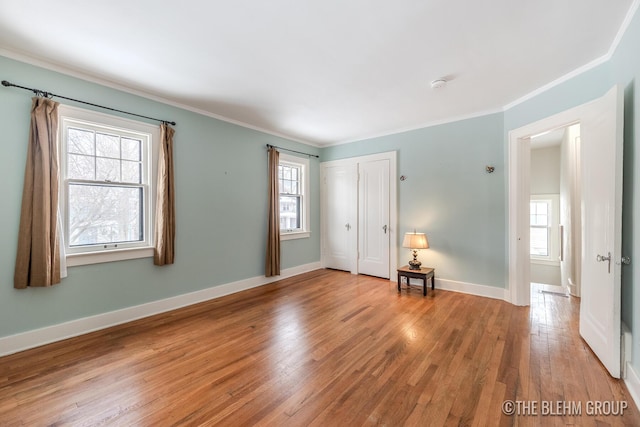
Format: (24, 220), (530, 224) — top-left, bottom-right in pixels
(402, 232), (429, 249)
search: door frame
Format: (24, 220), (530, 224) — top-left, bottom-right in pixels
(320, 151), (398, 280)
(509, 110), (582, 305)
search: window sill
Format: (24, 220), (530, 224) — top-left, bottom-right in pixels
(280, 231), (310, 241)
(530, 258), (560, 267)
(66, 247), (154, 267)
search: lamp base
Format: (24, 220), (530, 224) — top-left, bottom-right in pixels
(408, 259), (422, 270)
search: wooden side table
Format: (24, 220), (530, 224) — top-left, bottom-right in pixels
(397, 266), (435, 296)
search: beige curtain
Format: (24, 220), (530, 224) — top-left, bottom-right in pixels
(265, 147), (280, 277)
(14, 97), (61, 288)
(154, 123), (176, 266)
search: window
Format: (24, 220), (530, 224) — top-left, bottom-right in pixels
(530, 194), (559, 264)
(278, 153), (310, 240)
(59, 105), (159, 266)
(530, 201), (549, 256)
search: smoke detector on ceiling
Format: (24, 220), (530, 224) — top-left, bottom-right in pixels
(430, 79), (447, 89)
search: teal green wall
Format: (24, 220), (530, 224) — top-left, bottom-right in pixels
(323, 114), (506, 287)
(0, 55), (320, 338)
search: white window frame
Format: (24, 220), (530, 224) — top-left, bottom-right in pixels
(279, 153), (310, 240)
(530, 194), (560, 266)
(59, 104), (159, 266)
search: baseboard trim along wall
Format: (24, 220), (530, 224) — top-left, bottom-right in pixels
(2, 266), (511, 357)
(437, 277), (510, 301)
(624, 362), (640, 413)
(0, 262), (321, 357)
(407, 277), (510, 301)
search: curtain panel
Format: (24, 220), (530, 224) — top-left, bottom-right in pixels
(14, 97), (61, 288)
(265, 147), (280, 277)
(154, 123), (176, 266)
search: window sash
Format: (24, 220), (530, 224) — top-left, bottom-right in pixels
(530, 225), (550, 257)
(279, 194), (302, 231)
(60, 107), (154, 256)
(66, 181), (146, 249)
(278, 158), (306, 234)
(529, 195), (559, 263)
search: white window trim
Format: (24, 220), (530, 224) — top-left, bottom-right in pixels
(279, 153), (310, 240)
(58, 104), (159, 266)
(530, 194), (560, 266)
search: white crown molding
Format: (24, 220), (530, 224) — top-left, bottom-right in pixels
(326, 0), (640, 147)
(322, 107), (504, 147)
(0, 262), (321, 357)
(608, 0), (640, 58)
(502, 0), (640, 112)
(501, 55), (611, 112)
(0, 47), (321, 148)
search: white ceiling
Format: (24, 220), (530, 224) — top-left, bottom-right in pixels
(0, 0), (635, 146)
(531, 128), (565, 149)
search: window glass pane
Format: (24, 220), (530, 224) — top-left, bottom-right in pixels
(68, 184), (142, 246)
(121, 160), (141, 183)
(282, 180), (292, 194)
(68, 128), (94, 155)
(96, 157), (120, 182)
(96, 133), (120, 158)
(279, 195), (301, 230)
(292, 182), (298, 194)
(530, 227), (549, 256)
(291, 167), (298, 180)
(121, 137), (141, 161)
(278, 166), (283, 179)
(283, 166), (291, 180)
(530, 201), (549, 226)
(67, 154), (95, 180)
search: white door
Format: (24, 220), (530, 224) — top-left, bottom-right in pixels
(321, 164), (356, 272)
(579, 85), (624, 378)
(358, 159), (390, 278)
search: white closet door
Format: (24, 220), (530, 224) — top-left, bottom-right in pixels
(357, 159), (390, 278)
(321, 164), (356, 272)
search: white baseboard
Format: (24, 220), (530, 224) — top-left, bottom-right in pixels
(435, 277), (510, 301)
(0, 262), (321, 357)
(625, 362), (640, 411)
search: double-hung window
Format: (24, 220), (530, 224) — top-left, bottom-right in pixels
(278, 153), (310, 240)
(59, 105), (159, 266)
(530, 194), (560, 264)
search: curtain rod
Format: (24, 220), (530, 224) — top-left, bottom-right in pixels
(2, 80), (176, 126)
(266, 144), (319, 158)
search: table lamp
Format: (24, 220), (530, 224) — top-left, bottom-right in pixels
(403, 231), (429, 270)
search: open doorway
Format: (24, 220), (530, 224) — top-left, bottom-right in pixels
(509, 86), (624, 378)
(529, 124), (581, 299)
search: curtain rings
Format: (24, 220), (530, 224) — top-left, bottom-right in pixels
(32, 89), (52, 98)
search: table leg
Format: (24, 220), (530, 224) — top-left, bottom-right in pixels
(432, 274), (435, 290)
(423, 278), (426, 296)
(397, 273), (401, 292)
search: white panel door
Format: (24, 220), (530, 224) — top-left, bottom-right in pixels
(579, 85), (624, 378)
(358, 159), (390, 278)
(321, 164), (356, 272)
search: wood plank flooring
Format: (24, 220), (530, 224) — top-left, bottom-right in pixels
(0, 269), (638, 426)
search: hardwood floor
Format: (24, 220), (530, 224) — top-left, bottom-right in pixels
(0, 269), (638, 426)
